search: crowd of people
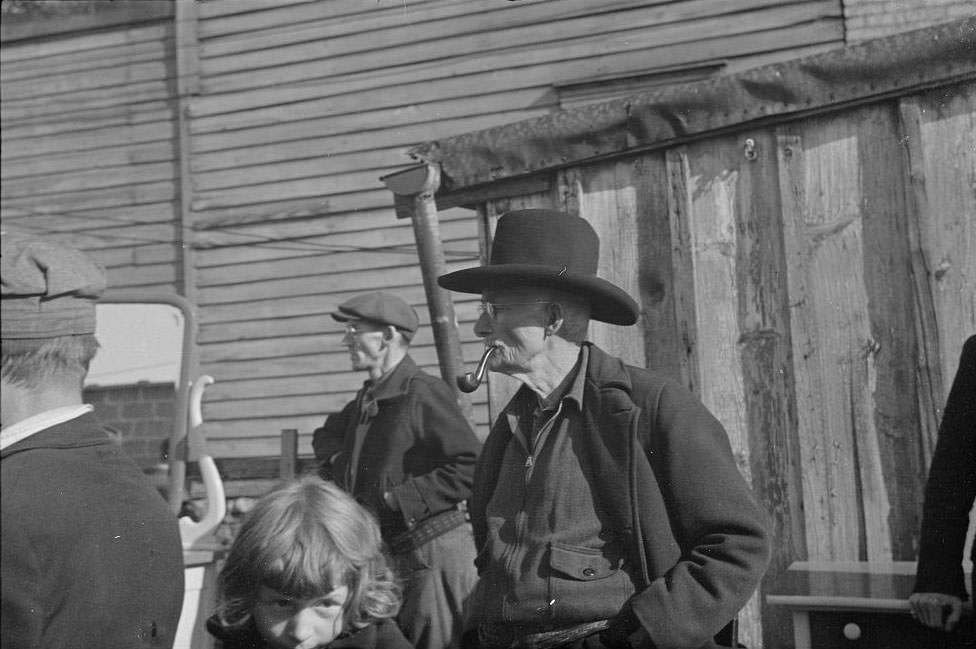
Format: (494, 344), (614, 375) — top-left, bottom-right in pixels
(1, 210), (972, 649)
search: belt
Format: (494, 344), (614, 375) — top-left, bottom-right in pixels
(389, 507), (467, 555)
(477, 620), (612, 649)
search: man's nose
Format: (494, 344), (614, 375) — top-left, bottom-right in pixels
(473, 311), (492, 338)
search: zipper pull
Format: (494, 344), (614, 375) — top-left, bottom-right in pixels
(524, 455), (534, 468)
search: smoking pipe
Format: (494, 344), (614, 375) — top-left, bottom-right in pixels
(456, 346), (497, 393)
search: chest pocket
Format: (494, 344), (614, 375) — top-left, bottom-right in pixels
(549, 543), (622, 581)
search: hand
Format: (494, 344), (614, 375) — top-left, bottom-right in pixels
(908, 592), (963, 631)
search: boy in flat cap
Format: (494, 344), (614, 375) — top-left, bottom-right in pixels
(313, 291), (482, 649)
(1, 233), (184, 649)
(438, 210), (771, 649)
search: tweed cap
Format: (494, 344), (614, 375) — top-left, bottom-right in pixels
(332, 291), (419, 338)
(1, 233), (106, 339)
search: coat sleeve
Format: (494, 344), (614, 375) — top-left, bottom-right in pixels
(388, 376), (481, 522)
(312, 402), (354, 482)
(630, 379), (772, 649)
(913, 335), (976, 599)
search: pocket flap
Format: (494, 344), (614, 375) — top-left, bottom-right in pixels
(549, 544), (619, 581)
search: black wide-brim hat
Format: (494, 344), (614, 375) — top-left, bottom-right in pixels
(437, 209), (639, 325)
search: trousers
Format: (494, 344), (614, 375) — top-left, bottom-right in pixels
(394, 521), (479, 649)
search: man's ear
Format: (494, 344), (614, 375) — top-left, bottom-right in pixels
(546, 302), (564, 334)
(382, 325), (396, 342)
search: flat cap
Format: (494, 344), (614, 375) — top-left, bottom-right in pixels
(332, 291), (419, 338)
(1, 233), (107, 339)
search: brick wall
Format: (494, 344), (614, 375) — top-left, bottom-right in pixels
(844, 0), (973, 41)
(84, 382), (176, 470)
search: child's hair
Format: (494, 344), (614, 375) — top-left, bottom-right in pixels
(214, 475), (401, 631)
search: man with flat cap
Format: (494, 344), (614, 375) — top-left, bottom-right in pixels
(1, 233), (184, 648)
(313, 291), (482, 649)
(437, 210), (771, 649)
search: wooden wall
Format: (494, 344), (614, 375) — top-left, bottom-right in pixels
(843, 0), (973, 41)
(0, 16), (182, 294)
(0, 0), (859, 475)
(442, 79), (975, 648)
(180, 0), (845, 457)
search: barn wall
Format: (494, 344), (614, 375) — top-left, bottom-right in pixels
(184, 0), (846, 458)
(455, 79), (975, 648)
(0, 15), (182, 294)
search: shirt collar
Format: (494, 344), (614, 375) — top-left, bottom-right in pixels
(1, 404), (93, 452)
(509, 345), (590, 416)
(561, 344), (589, 410)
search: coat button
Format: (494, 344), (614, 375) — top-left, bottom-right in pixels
(582, 567), (596, 577)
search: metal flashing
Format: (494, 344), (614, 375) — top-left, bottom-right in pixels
(409, 18), (976, 193)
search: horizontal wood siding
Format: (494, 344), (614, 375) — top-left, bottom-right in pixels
(190, 0), (844, 458)
(843, 0), (973, 41)
(0, 21), (180, 294)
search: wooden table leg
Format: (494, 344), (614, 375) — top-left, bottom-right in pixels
(793, 610), (812, 649)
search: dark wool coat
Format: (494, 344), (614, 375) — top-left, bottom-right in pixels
(1, 413), (184, 649)
(313, 354), (481, 540)
(470, 343), (771, 649)
(206, 615), (413, 649)
(914, 334), (976, 600)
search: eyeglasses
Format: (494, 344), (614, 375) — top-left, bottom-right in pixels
(478, 301), (552, 319)
(343, 323), (382, 336)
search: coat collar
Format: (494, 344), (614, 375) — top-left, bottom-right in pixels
(361, 354), (420, 402)
(492, 342), (636, 439)
(0, 411), (113, 459)
(582, 341), (635, 397)
(0, 403), (92, 451)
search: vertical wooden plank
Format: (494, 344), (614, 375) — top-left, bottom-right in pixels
(898, 98), (946, 466)
(682, 136), (762, 646)
(565, 161), (646, 367)
(554, 165), (582, 217)
(735, 129), (806, 649)
(279, 428), (298, 480)
(777, 124), (892, 562)
(665, 148), (700, 395)
(632, 152), (684, 379)
(849, 341), (893, 560)
(684, 141), (750, 478)
(856, 104), (925, 560)
(474, 203), (494, 267)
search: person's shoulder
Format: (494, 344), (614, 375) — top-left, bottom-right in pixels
(961, 335), (976, 362)
(585, 344), (661, 404)
(330, 619), (412, 649)
(372, 618), (414, 649)
(623, 363), (675, 393)
(206, 615), (266, 649)
(322, 396), (360, 423)
(405, 361), (455, 397)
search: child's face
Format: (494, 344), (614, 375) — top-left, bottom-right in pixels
(253, 584), (351, 649)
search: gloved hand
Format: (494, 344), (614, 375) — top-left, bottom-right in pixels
(908, 592), (964, 632)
